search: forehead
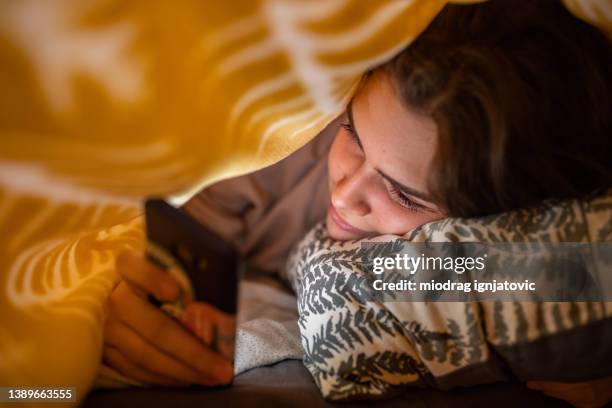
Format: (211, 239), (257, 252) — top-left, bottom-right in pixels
(351, 72), (438, 193)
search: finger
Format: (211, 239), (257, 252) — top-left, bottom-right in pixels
(109, 283), (233, 383)
(182, 303), (214, 345)
(105, 319), (223, 386)
(103, 346), (189, 387)
(214, 309), (237, 360)
(198, 307), (214, 347)
(116, 250), (179, 301)
(182, 303), (237, 359)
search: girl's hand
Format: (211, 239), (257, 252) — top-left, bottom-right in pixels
(103, 250), (234, 387)
(527, 377), (612, 408)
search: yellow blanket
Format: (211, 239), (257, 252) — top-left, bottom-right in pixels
(0, 0), (609, 404)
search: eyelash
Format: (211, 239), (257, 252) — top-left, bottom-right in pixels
(342, 121), (425, 213)
(341, 122), (360, 146)
(387, 185), (425, 212)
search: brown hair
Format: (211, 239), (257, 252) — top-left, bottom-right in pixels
(383, 0), (612, 217)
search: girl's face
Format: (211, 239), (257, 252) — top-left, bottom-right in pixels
(326, 72), (447, 241)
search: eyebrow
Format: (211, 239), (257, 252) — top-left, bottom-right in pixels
(346, 100), (435, 205)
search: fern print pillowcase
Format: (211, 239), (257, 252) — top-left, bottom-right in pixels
(281, 192), (612, 401)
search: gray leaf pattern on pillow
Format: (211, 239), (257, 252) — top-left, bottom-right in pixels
(280, 191), (612, 401)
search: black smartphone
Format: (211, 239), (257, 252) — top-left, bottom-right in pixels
(144, 198), (241, 356)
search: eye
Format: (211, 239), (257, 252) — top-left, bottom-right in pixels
(341, 122), (362, 149)
(382, 179), (425, 212)
(388, 186), (425, 212)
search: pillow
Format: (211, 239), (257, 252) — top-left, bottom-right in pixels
(281, 191), (612, 401)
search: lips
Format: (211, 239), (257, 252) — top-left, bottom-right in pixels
(328, 204), (367, 235)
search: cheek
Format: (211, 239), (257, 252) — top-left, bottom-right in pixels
(327, 132), (354, 183)
(327, 137), (342, 180)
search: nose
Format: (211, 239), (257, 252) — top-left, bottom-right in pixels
(331, 165), (371, 216)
